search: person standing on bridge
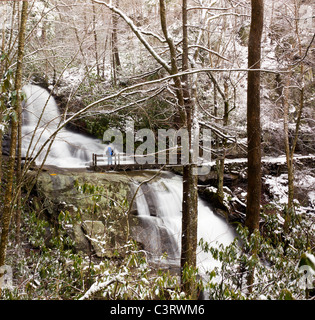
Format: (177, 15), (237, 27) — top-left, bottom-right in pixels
(106, 146), (114, 165)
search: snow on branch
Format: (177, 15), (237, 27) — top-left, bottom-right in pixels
(188, 45), (229, 61)
(79, 278), (122, 300)
(187, 6), (235, 11)
(199, 120), (237, 143)
(206, 12), (250, 20)
(140, 29), (167, 44)
(290, 32), (315, 66)
(92, 0), (171, 73)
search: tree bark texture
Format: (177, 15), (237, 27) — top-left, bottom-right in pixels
(111, 0), (121, 85)
(180, 0), (199, 299)
(281, 1), (305, 232)
(245, 0), (264, 234)
(0, 0), (28, 268)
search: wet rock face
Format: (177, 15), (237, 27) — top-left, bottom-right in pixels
(29, 169), (168, 258)
(29, 170), (134, 257)
(34, 171), (130, 215)
(82, 220), (113, 258)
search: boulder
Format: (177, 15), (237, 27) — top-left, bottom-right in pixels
(27, 168), (165, 258)
(82, 220), (112, 258)
(28, 169), (134, 257)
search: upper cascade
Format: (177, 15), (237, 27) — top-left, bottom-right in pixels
(21, 84), (105, 168)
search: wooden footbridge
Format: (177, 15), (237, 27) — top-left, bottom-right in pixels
(91, 153), (183, 172)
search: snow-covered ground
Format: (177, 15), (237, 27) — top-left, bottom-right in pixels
(264, 168), (315, 214)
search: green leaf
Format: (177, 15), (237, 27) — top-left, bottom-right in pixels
(279, 289), (293, 300)
(11, 109), (17, 122)
(3, 78), (10, 90)
(21, 91), (27, 101)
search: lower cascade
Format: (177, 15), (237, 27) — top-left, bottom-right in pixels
(22, 84), (235, 278)
(133, 172), (235, 275)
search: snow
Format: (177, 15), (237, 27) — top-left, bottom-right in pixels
(79, 277), (119, 300)
(61, 68), (86, 88)
(264, 174), (289, 205)
(295, 173), (315, 208)
(264, 171), (315, 210)
(305, 253), (315, 268)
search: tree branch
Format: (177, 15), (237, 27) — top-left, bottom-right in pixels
(92, 0), (172, 73)
(189, 45), (229, 61)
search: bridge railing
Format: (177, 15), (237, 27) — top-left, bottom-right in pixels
(92, 153), (134, 167)
(91, 152), (178, 169)
(92, 150), (205, 169)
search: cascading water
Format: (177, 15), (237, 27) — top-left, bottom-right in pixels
(133, 172), (236, 276)
(22, 84), (105, 167)
(22, 84), (235, 280)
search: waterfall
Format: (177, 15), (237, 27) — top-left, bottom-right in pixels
(22, 84), (105, 167)
(21, 84), (235, 279)
(133, 172), (235, 275)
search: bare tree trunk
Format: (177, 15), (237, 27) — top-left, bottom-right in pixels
(92, 1), (100, 78)
(245, 0), (264, 234)
(0, 0), (28, 270)
(102, 34), (109, 79)
(180, 0), (199, 299)
(245, 0), (264, 294)
(159, 0), (185, 124)
(208, 72), (229, 202)
(216, 79), (230, 201)
(15, 88), (22, 245)
(111, 0), (121, 85)
(283, 70), (304, 232)
(283, 1), (305, 233)
(223, 79), (229, 127)
(0, 27), (5, 187)
(217, 156), (225, 200)
(283, 73), (294, 233)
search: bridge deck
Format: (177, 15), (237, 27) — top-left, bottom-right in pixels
(91, 153), (183, 172)
(92, 163), (183, 172)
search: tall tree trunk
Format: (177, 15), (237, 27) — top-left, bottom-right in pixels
(207, 72), (229, 201)
(0, 0), (28, 269)
(111, 0), (121, 85)
(283, 70), (304, 232)
(92, 1), (100, 78)
(0, 20), (8, 187)
(283, 1), (305, 233)
(219, 79), (229, 201)
(15, 89), (22, 245)
(0, 30), (5, 187)
(159, 0), (186, 125)
(245, 0), (264, 294)
(180, 0), (199, 299)
(245, 0), (264, 234)
(283, 73), (294, 233)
